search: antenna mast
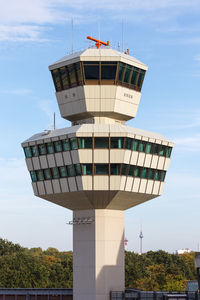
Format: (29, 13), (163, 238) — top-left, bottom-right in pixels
(72, 18), (74, 54)
(139, 225), (144, 254)
(53, 112), (56, 130)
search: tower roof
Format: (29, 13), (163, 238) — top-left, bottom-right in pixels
(49, 48), (148, 71)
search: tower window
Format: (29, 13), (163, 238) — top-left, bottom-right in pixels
(82, 164), (92, 175)
(51, 69), (62, 92)
(94, 164), (109, 175)
(78, 137), (92, 149)
(83, 62), (99, 80)
(110, 164), (121, 175)
(110, 137), (124, 149)
(101, 62), (117, 80)
(94, 137), (109, 148)
(24, 147), (32, 158)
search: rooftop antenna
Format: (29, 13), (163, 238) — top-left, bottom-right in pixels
(53, 112), (56, 130)
(122, 19), (124, 52)
(139, 224), (144, 254)
(98, 17), (100, 48)
(72, 18), (74, 54)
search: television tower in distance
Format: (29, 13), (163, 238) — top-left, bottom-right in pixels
(139, 226), (144, 254)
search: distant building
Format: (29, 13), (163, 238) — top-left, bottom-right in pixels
(176, 249), (192, 255)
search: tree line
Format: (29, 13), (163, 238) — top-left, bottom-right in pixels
(0, 238), (196, 291)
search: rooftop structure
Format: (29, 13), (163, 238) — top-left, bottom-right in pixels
(22, 37), (174, 300)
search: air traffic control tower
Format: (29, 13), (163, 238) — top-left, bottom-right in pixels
(22, 37), (174, 300)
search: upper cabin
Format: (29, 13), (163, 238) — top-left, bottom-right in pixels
(49, 45), (148, 125)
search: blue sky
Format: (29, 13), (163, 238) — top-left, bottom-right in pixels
(0, 0), (200, 253)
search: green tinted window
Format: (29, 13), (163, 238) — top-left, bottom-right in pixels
(70, 138), (78, 150)
(94, 164), (109, 175)
(59, 166), (67, 178)
(54, 141), (62, 152)
(52, 69), (62, 92)
(166, 147), (172, 158)
(60, 66), (69, 89)
(38, 144), (47, 155)
(24, 147), (32, 158)
(75, 62), (82, 83)
(159, 145), (165, 156)
(141, 168), (147, 179)
(44, 169), (52, 180)
(82, 164), (92, 175)
(30, 171), (37, 182)
(110, 164), (121, 175)
(147, 169), (154, 180)
(31, 145), (39, 157)
(118, 63), (124, 82)
(146, 143), (152, 154)
(78, 137), (92, 149)
(62, 139), (70, 151)
(138, 141), (146, 152)
(133, 167), (140, 177)
(51, 167), (59, 179)
(154, 170), (160, 181)
(94, 137), (108, 148)
(122, 164), (128, 175)
(110, 137), (124, 149)
(153, 144), (159, 155)
(128, 165), (134, 176)
(67, 165), (75, 177)
(83, 62), (99, 80)
(101, 62), (117, 80)
(75, 164), (81, 176)
(125, 138), (132, 150)
(160, 171), (166, 182)
(37, 170), (44, 181)
(132, 140), (139, 151)
(137, 70), (145, 89)
(131, 67), (139, 86)
(46, 142), (54, 154)
(68, 64), (77, 86)
(123, 65), (132, 83)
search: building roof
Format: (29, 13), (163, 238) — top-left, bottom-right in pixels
(22, 124), (173, 146)
(49, 47), (148, 71)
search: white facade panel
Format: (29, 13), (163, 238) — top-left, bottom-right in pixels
(60, 178), (69, 193)
(164, 158), (171, 170)
(39, 156), (48, 169)
(132, 178), (140, 192)
(146, 180), (154, 194)
(110, 149), (124, 163)
(152, 181), (160, 195)
(139, 179), (147, 193)
(144, 154), (152, 168)
(157, 156), (165, 170)
(110, 176), (121, 190)
(78, 149), (92, 163)
(125, 177), (133, 192)
(151, 156), (159, 169)
(94, 149), (109, 163)
(63, 151), (72, 165)
(44, 180), (53, 194)
(137, 153), (145, 166)
(32, 157), (40, 170)
(52, 179), (61, 194)
(55, 153), (64, 166)
(37, 182), (46, 195)
(68, 177), (77, 192)
(26, 158), (33, 170)
(94, 176), (109, 190)
(82, 176), (93, 190)
(130, 151), (139, 165)
(47, 154), (56, 168)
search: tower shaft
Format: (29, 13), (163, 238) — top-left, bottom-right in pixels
(73, 209), (124, 300)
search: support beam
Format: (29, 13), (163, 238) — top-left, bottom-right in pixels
(73, 209), (124, 300)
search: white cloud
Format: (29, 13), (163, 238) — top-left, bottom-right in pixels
(0, 0), (200, 42)
(0, 88), (33, 95)
(174, 134), (200, 152)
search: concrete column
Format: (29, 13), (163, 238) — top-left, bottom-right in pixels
(73, 209), (124, 300)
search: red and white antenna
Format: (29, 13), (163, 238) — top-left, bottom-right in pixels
(124, 237), (128, 248)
